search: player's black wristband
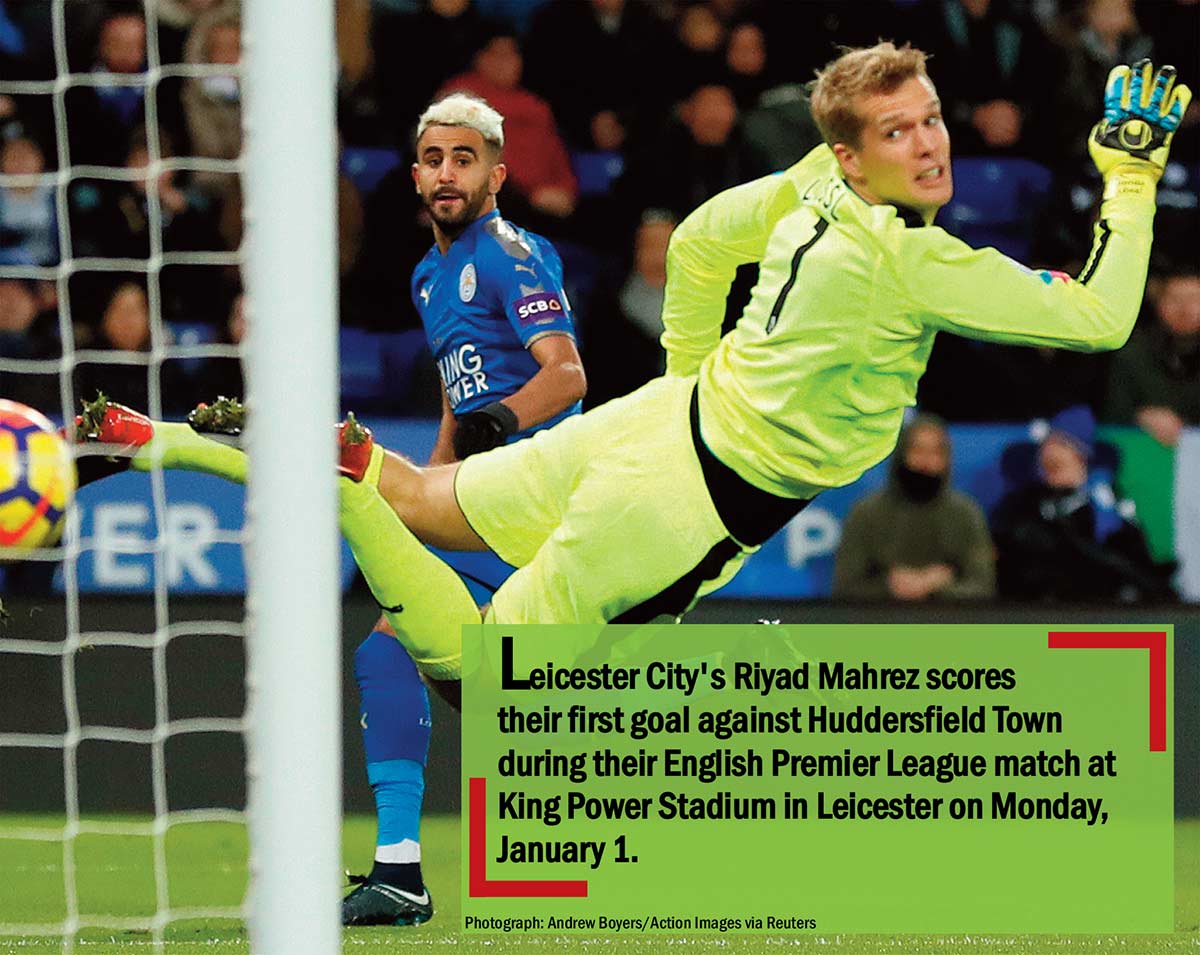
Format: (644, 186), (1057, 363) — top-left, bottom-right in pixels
(453, 401), (519, 459)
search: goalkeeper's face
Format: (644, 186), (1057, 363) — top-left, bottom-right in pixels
(413, 125), (506, 237)
(833, 76), (952, 218)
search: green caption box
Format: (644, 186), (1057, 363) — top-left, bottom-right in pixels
(461, 624), (1173, 934)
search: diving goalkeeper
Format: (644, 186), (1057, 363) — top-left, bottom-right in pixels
(78, 45), (1190, 701)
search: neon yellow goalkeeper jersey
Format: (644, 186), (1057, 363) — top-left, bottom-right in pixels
(662, 145), (1156, 498)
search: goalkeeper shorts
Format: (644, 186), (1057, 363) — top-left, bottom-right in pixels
(453, 374), (809, 626)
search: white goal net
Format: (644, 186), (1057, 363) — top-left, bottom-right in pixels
(0, 2), (340, 951)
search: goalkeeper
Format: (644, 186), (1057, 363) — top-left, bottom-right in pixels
(81, 45), (1190, 705)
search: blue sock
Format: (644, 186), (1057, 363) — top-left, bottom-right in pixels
(354, 631), (432, 891)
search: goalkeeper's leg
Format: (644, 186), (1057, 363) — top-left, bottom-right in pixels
(338, 442), (479, 685)
(75, 396), (481, 688)
(73, 396), (248, 486)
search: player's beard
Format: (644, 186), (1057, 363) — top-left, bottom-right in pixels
(426, 180), (492, 239)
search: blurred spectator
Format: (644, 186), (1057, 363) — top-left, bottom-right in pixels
(182, 288), (246, 406)
(0, 136), (56, 266)
(723, 20), (773, 110)
(337, 0), (374, 90)
(0, 94), (26, 144)
(70, 129), (222, 259)
(65, 7), (148, 166)
(74, 280), (153, 410)
(904, 0), (1060, 161)
(740, 83), (825, 172)
(341, 162), (432, 331)
(372, 0), (490, 147)
(336, 169), (372, 325)
(991, 405), (1173, 602)
(69, 128), (225, 324)
(181, 2), (241, 199)
(156, 0), (228, 64)
(618, 82), (767, 226)
(1103, 266), (1200, 447)
(833, 414), (995, 601)
(523, 0), (674, 153)
(0, 1), (52, 80)
(0, 278), (59, 410)
(72, 280), (190, 413)
(1054, 0), (1152, 168)
(0, 0), (55, 166)
(0, 8), (53, 161)
(671, 2), (727, 96)
(439, 31), (578, 220)
(336, 0), (387, 145)
(0, 278), (56, 357)
(150, 0), (222, 153)
(581, 209), (674, 407)
(338, 170), (365, 281)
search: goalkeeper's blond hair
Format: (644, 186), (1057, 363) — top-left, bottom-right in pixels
(416, 92), (505, 153)
(809, 42), (931, 149)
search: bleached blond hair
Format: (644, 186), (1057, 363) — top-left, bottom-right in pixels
(416, 92), (505, 151)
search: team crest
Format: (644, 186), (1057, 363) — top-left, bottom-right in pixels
(459, 263), (477, 303)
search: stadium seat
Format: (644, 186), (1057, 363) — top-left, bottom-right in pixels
(167, 321), (217, 374)
(937, 157), (1053, 260)
(569, 150), (625, 197)
(340, 147), (403, 198)
(339, 327), (386, 404)
(339, 328), (432, 411)
(379, 328), (429, 408)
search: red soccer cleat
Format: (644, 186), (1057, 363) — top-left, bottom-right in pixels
(337, 412), (374, 482)
(73, 393), (154, 450)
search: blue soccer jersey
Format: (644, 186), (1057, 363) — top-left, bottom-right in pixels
(411, 209), (580, 436)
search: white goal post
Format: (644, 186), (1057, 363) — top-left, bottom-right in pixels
(0, 0), (342, 950)
(241, 1), (341, 953)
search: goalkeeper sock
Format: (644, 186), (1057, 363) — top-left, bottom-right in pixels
(355, 631), (429, 893)
(339, 445), (476, 680)
(129, 423), (248, 484)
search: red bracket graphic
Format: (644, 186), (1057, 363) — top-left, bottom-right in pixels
(467, 776), (588, 898)
(1048, 631), (1168, 752)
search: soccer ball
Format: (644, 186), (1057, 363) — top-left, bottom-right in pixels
(0, 399), (74, 555)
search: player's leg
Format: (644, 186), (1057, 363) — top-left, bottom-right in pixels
(342, 620), (434, 927)
(73, 396), (248, 485)
(75, 395), (479, 691)
(338, 442), (483, 687)
(339, 410), (588, 686)
(74, 396), (484, 550)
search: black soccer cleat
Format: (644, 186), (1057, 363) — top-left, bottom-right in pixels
(341, 873), (433, 927)
(187, 396), (246, 436)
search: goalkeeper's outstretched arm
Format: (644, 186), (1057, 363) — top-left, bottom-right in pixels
(899, 60), (1191, 352)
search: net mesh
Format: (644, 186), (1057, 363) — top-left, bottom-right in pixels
(1, 2), (249, 948)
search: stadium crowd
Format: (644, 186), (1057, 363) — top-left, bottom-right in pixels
(0, 0), (1196, 601)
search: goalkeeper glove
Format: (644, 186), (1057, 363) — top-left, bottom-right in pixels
(1089, 59), (1192, 181)
(453, 401), (518, 459)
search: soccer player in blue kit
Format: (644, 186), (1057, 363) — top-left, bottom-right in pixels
(342, 92), (585, 926)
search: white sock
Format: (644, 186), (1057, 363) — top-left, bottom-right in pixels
(375, 839), (421, 864)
